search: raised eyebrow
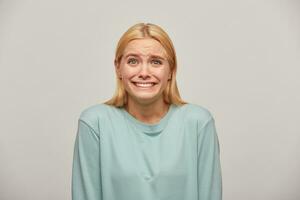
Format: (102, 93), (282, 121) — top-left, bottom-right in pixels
(125, 53), (165, 60)
(124, 53), (139, 59)
(150, 55), (165, 60)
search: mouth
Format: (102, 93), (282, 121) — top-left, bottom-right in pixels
(131, 81), (157, 88)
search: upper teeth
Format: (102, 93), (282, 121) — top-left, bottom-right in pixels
(134, 82), (155, 87)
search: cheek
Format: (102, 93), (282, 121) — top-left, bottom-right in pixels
(122, 71), (136, 80)
(158, 70), (171, 81)
(120, 65), (135, 78)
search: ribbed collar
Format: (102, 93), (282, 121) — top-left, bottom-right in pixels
(121, 104), (176, 135)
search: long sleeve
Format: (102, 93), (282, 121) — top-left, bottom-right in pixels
(72, 119), (102, 200)
(197, 116), (223, 200)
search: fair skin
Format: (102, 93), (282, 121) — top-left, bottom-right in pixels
(115, 38), (172, 124)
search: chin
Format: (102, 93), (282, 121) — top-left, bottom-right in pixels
(128, 92), (163, 103)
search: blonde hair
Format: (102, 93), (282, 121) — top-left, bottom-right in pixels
(103, 22), (188, 107)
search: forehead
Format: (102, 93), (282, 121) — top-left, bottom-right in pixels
(123, 38), (167, 57)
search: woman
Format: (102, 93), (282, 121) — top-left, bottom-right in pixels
(72, 22), (222, 200)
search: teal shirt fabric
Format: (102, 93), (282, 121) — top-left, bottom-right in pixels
(72, 103), (222, 200)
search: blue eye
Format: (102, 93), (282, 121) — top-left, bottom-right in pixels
(127, 58), (138, 64)
(152, 60), (162, 65)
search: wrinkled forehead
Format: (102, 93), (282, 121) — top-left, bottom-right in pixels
(123, 39), (167, 58)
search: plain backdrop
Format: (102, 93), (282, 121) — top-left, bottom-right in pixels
(0, 0), (299, 200)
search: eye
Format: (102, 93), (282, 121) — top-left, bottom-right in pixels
(127, 58), (138, 65)
(152, 59), (162, 65)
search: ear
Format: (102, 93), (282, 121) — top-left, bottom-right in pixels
(168, 71), (172, 80)
(114, 59), (118, 69)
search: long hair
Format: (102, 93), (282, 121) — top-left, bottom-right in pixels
(103, 22), (188, 107)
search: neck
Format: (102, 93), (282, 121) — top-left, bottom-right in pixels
(125, 98), (170, 124)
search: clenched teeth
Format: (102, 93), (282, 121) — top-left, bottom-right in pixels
(132, 82), (156, 87)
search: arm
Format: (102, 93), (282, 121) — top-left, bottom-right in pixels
(72, 119), (102, 200)
(197, 117), (223, 200)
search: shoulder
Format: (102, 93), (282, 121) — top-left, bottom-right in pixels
(78, 103), (115, 134)
(177, 103), (214, 128)
(178, 103), (213, 120)
(79, 103), (110, 121)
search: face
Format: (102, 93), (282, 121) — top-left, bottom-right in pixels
(115, 38), (172, 105)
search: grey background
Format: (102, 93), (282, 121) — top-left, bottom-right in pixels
(1, 0), (300, 199)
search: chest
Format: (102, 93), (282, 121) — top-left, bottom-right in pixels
(99, 116), (198, 182)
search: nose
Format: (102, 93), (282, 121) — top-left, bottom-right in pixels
(138, 62), (151, 79)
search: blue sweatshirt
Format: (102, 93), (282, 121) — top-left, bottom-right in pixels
(72, 103), (222, 200)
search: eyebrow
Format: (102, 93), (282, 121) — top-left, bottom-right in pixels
(124, 53), (166, 60)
